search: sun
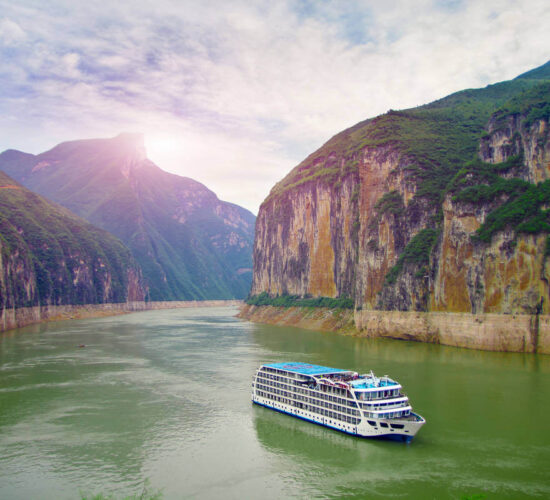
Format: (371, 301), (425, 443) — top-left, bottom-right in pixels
(144, 134), (181, 161)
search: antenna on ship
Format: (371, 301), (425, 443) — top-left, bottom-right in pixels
(370, 370), (380, 387)
(369, 370), (380, 387)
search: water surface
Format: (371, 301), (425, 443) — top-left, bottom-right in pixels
(1, 307), (549, 499)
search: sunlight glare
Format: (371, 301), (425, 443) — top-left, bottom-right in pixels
(145, 134), (182, 161)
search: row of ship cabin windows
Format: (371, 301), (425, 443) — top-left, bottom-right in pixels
(258, 372), (350, 397)
(357, 389), (399, 400)
(257, 376), (404, 413)
(255, 386), (360, 417)
(255, 388), (409, 420)
(360, 400), (408, 411)
(258, 372), (399, 401)
(256, 390), (361, 425)
(364, 410), (410, 419)
(256, 377), (356, 406)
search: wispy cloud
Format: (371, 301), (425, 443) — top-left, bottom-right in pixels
(0, 0), (549, 212)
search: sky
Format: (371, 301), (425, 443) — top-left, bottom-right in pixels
(1, 0), (549, 214)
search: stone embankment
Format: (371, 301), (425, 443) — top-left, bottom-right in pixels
(0, 300), (242, 333)
(239, 304), (550, 354)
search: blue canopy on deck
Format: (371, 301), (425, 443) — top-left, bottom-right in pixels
(264, 362), (351, 376)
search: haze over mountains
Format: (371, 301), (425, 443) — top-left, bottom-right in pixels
(0, 133), (255, 301)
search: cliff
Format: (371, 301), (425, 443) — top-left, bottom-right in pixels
(0, 133), (255, 300)
(245, 60), (550, 352)
(0, 171), (145, 319)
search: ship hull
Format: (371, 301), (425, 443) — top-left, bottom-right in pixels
(252, 395), (424, 442)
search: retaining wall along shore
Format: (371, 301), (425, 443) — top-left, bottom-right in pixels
(0, 300), (242, 333)
(238, 304), (550, 354)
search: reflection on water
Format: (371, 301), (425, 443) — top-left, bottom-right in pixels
(1, 307), (549, 499)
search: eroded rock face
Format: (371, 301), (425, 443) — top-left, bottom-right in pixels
(432, 196), (550, 314)
(481, 115), (550, 183)
(252, 182), (344, 297)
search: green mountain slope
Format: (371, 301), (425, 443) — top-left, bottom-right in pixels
(0, 171), (144, 309)
(269, 61), (550, 209)
(0, 134), (255, 300)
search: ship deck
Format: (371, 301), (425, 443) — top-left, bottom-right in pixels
(264, 362), (352, 376)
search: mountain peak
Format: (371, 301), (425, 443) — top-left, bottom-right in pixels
(114, 132), (145, 147)
(111, 133), (147, 167)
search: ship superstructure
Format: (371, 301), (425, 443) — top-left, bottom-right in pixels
(252, 362), (425, 442)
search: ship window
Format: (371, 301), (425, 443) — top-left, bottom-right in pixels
(380, 422), (389, 428)
(390, 423), (404, 429)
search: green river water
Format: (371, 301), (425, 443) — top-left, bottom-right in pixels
(0, 306), (549, 499)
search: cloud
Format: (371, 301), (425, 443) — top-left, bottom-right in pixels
(0, 17), (26, 46)
(0, 0), (549, 213)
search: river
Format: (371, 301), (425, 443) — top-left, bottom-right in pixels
(0, 306), (549, 499)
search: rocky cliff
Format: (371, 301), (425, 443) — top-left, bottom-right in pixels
(247, 60), (550, 344)
(0, 171), (145, 318)
(0, 134), (255, 300)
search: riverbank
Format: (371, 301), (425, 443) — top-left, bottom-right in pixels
(238, 304), (550, 354)
(237, 304), (355, 333)
(0, 300), (242, 333)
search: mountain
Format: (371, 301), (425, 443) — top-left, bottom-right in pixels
(246, 60), (550, 316)
(0, 134), (255, 300)
(0, 171), (144, 311)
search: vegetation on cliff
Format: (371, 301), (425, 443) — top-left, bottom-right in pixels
(246, 292), (354, 309)
(0, 171), (143, 309)
(491, 81), (550, 131)
(384, 228), (440, 285)
(448, 79), (550, 245)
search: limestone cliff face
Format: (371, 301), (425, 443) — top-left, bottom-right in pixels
(250, 70), (550, 318)
(252, 174), (358, 298)
(432, 196), (550, 314)
(251, 143), (435, 310)
(355, 146), (430, 311)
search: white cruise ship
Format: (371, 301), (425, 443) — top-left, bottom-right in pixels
(252, 362), (425, 442)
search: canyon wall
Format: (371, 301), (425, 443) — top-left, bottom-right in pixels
(245, 69), (550, 353)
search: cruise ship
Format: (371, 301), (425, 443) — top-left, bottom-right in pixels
(252, 362), (425, 442)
